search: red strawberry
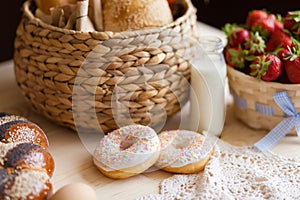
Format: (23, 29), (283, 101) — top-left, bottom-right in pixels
(250, 54), (282, 81)
(225, 46), (247, 69)
(167, 0), (177, 11)
(284, 11), (300, 36)
(274, 20), (284, 31)
(285, 57), (300, 83)
(284, 13), (295, 30)
(251, 14), (276, 39)
(229, 28), (250, 47)
(246, 10), (268, 28)
(284, 40), (300, 83)
(275, 69), (291, 83)
(277, 48), (291, 60)
(266, 29), (292, 52)
(244, 31), (266, 55)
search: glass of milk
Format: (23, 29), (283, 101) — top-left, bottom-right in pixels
(189, 36), (227, 137)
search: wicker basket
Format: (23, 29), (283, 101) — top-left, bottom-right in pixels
(227, 66), (300, 135)
(14, 0), (199, 133)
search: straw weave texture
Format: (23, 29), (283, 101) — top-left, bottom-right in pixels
(14, 0), (199, 133)
(227, 66), (300, 135)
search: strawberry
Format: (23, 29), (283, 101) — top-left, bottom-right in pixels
(251, 14), (276, 39)
(222, 23), (240, 38)
(277, 48), (291, 60)
(246, 10), (268, 28)
(274, 14), (284, 31)
(266, 29), (292, 52)
(274, 20), (284, 31)
(275, 69), (291, 83)
(285, 57), (300, 83)
(229, 28), (250, 47)
(167, 0), (177, 11)
(167, 0), (176, 3)
(283, 11), (300, 36)
(225, 46), (247, 69)
(244, 31), (266, 55)
(284, 13), (296, 30)
(284, 39), (300, 83)
(250, 54), (282, 81)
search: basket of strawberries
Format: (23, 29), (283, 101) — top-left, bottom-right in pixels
(223, 10), (300, 134)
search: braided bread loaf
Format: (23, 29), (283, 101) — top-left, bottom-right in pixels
(0, 112), (55, 200)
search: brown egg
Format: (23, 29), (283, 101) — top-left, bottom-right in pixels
(50, 183), (97, 200)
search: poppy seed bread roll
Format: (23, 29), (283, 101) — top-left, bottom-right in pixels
(0, 113), (55, 200)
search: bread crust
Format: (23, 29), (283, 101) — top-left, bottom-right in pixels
(0, 113), (54, 200)
(161, 149), (214, 174)
(103, 0), (173, 31)
(0, 120), (49, 149)
(94, 146), (161, 179)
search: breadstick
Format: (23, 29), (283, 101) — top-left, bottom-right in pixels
(35, 0), (77, 14)
(50, 7), (66, 27)
(76, 0), (95, 32)
(89, 0), (103, 31)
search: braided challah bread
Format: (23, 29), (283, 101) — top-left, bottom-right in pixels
(0, 112), (55, 200)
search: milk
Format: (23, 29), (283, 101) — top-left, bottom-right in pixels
(189, 36), (226, 137)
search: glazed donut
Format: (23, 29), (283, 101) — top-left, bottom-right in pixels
(93, 125), (160, 179)
(0, 113), (55, 200)
(156, 130), (213, 174)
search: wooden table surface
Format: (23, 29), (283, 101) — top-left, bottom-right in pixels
(1, 23), (300, 200)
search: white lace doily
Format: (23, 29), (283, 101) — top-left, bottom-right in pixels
(139, 140), (300, 200)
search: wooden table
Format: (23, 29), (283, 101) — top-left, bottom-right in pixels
(1, 22), (300, 200)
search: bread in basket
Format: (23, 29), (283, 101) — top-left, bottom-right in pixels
(14, 0), (199, 133)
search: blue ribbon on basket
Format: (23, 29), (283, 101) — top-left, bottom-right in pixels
(254, 91), (300, 152)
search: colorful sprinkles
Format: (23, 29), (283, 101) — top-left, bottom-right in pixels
(157, 130), (206, 168)
(93, 125), (160, 171)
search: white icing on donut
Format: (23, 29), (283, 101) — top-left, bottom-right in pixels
(156, 130), (212, 168)
(93, 125), (160, 171)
